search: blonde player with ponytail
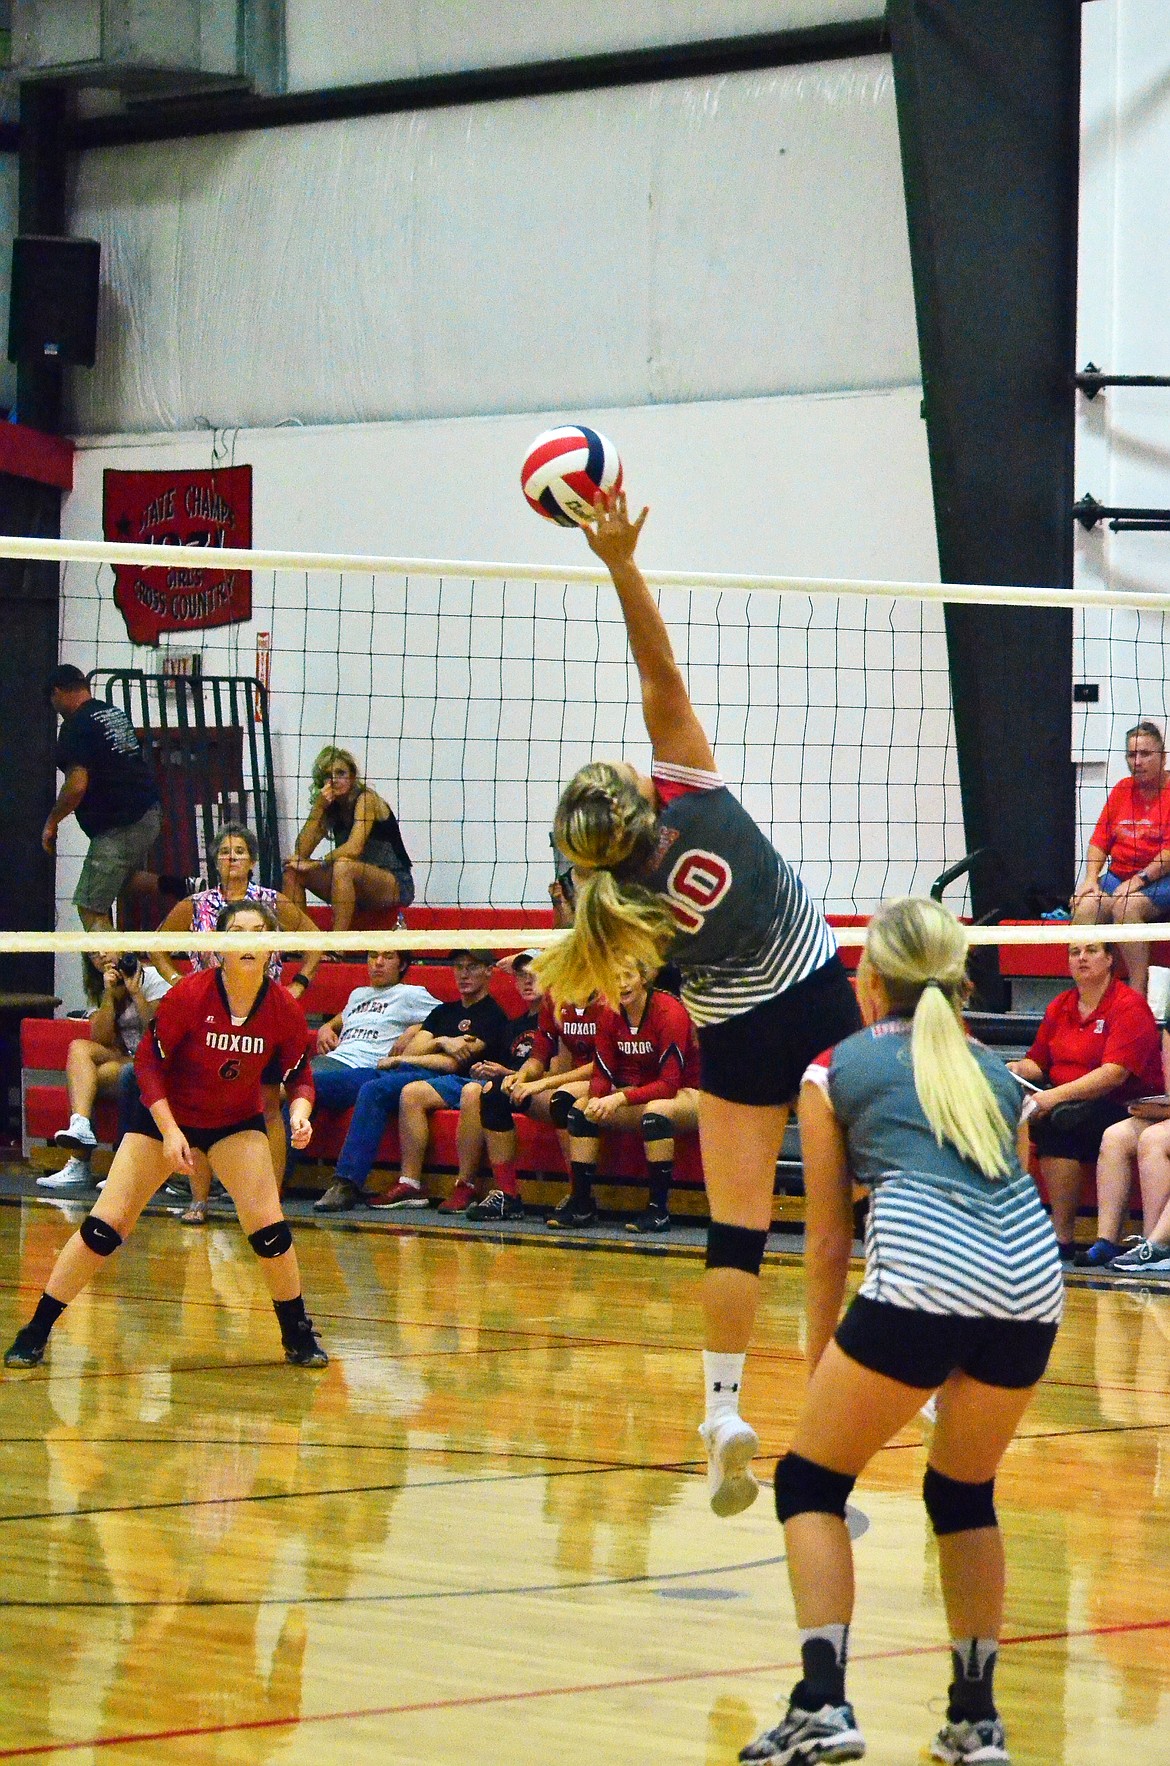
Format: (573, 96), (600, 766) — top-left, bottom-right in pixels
(537, 490), (862, 1518)
(741, 898), (1063, 1766)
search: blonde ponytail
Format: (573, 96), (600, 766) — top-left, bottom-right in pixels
(533, 759), (677, 1007)
(863, 897), (1012, 1180)
(534, 869), (677, 1007)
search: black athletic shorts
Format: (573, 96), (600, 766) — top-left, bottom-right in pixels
(128, 1102), (267, 1153)
(835, 1294), (1058, 1391)
(1028, 1094), (1131, 1165)
(697, 956), (862, 1107)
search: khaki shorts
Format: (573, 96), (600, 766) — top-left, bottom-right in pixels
(74, 803), (162, 914)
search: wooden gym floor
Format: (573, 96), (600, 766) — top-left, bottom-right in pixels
(0, 1197), (1166, 1764)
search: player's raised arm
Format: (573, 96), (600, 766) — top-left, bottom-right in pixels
(583, 492), (715, 773)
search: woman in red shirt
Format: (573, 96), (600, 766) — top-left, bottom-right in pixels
(551, 965), (700, 1233)
(5, 901), (328, 1369)
(1008, 939), (1163, 1259)
(1071, 721), (1170, 996)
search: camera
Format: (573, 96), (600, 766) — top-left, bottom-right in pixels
(117, 954), (140, 978)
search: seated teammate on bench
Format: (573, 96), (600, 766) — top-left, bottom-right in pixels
(548, 963), (700, 1234)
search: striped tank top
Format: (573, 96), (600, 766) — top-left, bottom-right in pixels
(641, 763), (836, 1028)
(806, 1018), (1064, 1324)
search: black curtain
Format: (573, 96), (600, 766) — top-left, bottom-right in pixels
(888, 0), (1081, 922)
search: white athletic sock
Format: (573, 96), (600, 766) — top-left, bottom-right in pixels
(703, 1350), (746, 1425)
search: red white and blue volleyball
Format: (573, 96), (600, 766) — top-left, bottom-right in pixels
(521, 425), (623, 527)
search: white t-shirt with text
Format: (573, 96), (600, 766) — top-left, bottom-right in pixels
(325, 982), (442, 1069)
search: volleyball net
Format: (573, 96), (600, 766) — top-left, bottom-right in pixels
(12, 529), (1170, 973)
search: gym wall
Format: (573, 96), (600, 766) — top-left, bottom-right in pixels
(1074, 0), (1170, 840)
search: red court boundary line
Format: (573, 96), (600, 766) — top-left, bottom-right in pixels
(1, 1618), (1167, 1759)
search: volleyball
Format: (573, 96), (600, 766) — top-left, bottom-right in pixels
(520, 425), (623, 527)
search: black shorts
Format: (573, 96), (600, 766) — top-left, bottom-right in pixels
(835, 1294), (1058, 1391)
(1028, 1095), (1131, 1164)
(128, 1102), (267, 1153)
(697, 957), (862, 1107)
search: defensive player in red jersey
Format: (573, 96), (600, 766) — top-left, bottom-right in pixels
(553, 964), (699, 1233)
(462, 965), (598, 1222)
(5, 901), (328, 1370)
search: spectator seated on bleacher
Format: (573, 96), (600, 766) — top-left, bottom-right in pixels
(1071, 720), (1170, 997)
(401, 951), (545, 1219)
(1080, 1079), (1170, 1267)
(1008, 939), (1162, 1262)
(41, 951), (170, 1191)
(460, 956), (597, 1223)
(313, 950), (510, 1210)
(312, 951), (442, 1212)
(283, 746), (414, 931)
(548, 965), (700, 1235)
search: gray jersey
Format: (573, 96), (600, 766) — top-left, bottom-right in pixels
(807, 1018), (1063, 1323)
(641, 762), (836, 1027)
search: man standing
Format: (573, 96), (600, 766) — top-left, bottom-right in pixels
(44, 666), (162, 932)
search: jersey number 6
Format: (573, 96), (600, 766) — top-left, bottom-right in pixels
(666, 850), (733, 933)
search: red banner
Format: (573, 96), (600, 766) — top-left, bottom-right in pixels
(103, 466), (253, 646)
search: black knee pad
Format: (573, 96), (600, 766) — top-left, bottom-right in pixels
(565, 1104), (594, 1138)
(479, 1081), (516, 1132)
(923, 1466), (997, 1536)
(774, 1451), (856, 1523)
(640, 1111), (673, 1144)
(548, 1089), (576, 1131)
(80, 1216), (123, 1257)
(249, 1220), (293, 1259)
(705, 1220), (768, 1276)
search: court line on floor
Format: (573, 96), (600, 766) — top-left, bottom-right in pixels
(0, 1454), (703, 1528)
(0, 1548), (788, 1610)
(0, 1618), (1165, 1759)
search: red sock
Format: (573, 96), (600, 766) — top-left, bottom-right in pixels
(493, 1159), (520, 1197)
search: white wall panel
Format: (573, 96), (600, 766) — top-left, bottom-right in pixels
(1074, 0), (1170, 861)
(284, 0), (885, 91)
(68, 58), (918, 434)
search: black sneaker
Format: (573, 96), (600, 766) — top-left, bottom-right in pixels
(466, 1188), (524, 1221)
(627, 1206), (671, 1234)
(4, 1328), (46, 1369)
(546, 1195), (598, 1229)
(314, 1180), (362, 1213)
(283, 1320), (329, 1367)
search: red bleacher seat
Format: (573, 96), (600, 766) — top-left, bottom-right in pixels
(998, 920), (1170, 983)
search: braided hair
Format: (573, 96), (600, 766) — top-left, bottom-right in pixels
(534, 762), (677, 1007)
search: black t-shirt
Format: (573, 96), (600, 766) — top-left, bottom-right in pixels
(56, 700), (160, 837)
(501, 1010), (540, 1071)
(421, 995), (511, 1068)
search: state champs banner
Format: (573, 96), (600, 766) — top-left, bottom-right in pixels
(102, 466), (253, 646)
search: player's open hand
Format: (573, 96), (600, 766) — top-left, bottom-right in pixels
(581, 488), (648, 569)
(162, 1129), (196, 1178)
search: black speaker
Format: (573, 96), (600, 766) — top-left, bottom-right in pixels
(8, 236), (101, 368)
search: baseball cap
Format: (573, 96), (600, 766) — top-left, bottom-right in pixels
(450, 948), (494, 966)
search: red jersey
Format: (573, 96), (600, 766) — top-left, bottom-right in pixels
(136, 968), (315, 1129)
(530, 996), (601, 1068)
(1090, 776), (1170, 879)
(589, 989), (700, 1106)
(1026, 977), (1163, 1099)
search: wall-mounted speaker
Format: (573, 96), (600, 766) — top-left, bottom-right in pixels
(8, 235), (101, 368)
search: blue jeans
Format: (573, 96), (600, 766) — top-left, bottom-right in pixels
(311, 1056), (391, 1114)
(331, 1064), (444, 1188)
